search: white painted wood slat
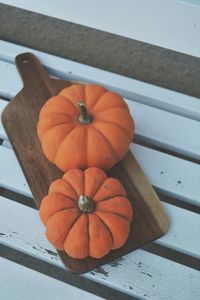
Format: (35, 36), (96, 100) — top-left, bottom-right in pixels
(0, 257), (103, 300)
(0, 197), (199, 300)
(0, 99), (7, 140)
(158, 203), (200, 259)
(1, 40), (200, 121)
(132, 144), (200, 206)
(129, 101), (200, 160)
(0, 146), (30, 197)
(0, 61), (22, 99)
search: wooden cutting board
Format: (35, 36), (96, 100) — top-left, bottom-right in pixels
(1, 53), (169, 273)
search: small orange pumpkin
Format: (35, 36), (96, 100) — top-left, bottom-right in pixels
(39, 167), (133, 259)
(37, 84), (135, 171)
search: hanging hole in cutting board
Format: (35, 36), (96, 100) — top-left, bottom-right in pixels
(22, 58), (29, 64)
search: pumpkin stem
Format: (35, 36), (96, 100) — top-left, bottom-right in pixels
(78, 102), (93, 125)
(78, 195), (96, 213)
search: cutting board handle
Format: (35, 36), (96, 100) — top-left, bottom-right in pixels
(15, 53), (55, 94)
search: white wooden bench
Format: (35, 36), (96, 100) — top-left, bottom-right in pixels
(0, 257), (102, 300)
(0, 1), (200, 298)
(0, 39), (200, 299)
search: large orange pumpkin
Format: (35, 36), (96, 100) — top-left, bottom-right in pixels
(37, 84), (135, 171)
(39, 167), (133, 259)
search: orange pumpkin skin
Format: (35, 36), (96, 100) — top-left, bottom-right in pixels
(37, 84), (135, 171)
(39, 167), (133, 259)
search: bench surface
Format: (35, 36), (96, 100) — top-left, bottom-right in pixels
(0, 39), (199, 300)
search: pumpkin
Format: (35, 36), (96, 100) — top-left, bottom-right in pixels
(37, 84), (135, 171)
(39, 167), (133, 259)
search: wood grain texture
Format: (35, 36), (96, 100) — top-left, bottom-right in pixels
(1, 52), (169, 273)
